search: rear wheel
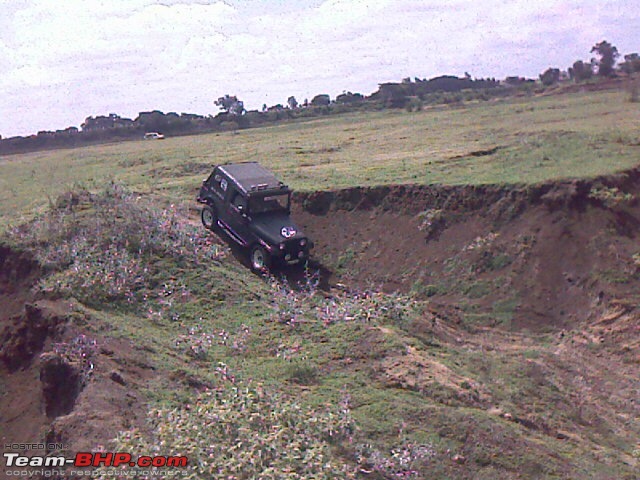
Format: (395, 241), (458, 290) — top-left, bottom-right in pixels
(250, 245), (271, 272)
(201, 205), (217, 230)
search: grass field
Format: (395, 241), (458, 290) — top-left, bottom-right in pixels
(1, 88), (639, 231)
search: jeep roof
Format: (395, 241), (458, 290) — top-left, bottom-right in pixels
(217, 162), (289, 195)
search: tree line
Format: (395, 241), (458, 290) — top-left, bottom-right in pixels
(539, 40), (639, 86)
(1, 40), (637, 156)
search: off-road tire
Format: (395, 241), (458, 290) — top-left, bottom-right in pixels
(201, 205), (217, 230)
(250, 245), (271, 272)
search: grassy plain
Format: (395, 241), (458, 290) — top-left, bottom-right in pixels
(1, 88), (639, 231)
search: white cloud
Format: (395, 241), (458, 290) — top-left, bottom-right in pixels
(1, 0), (639, 137)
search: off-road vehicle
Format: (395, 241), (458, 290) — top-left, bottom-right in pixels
(197, 162), (313, 271)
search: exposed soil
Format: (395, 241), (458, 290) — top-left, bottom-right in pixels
(293, 167), (640, 331)
(1, 165), (640, 478)
(0, 248), (158, 479)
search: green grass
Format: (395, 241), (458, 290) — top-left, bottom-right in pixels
(2, 88), (639, 232)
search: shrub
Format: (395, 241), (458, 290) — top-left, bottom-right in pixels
(355, 439), (436, 478)
(416, 209), (445, 240)
(7, 182), (225, 307)
(174, 323), (217, 360)
(268, 274), (416, 328)
(287, 361), (320, 385)
(588, 186), (634, 208)
(103, 381), (357, 479)
(51, 334), (97, 384)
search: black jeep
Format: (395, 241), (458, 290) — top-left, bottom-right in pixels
(197, 162), (313, 271)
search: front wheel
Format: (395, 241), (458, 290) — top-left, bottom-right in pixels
(250, 245), (271, 272)
(201, 205), (217, 230)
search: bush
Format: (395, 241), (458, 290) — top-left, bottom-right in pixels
(588, 186), (634, 208)
(103, 380), (357, 479)
(7, 182), (225, 307)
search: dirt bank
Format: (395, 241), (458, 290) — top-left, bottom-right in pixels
(293, 166), (640, 331)
(0, 247), (154, 479)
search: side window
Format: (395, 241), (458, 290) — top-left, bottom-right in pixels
(211, 174), (228, 196)
(231, 192), (247, 211)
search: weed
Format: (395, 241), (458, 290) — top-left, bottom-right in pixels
(104, 380), (357, 479)
(174, 323), (216, 360)
(51, 334), (97, 384)
(336, 247), (357, 272)
(416, 209), (445, 239)
(355, 440), (436, 477)
(410, 281), (441, 298)
(487, 253), (512, 271)
(9, 182), (225, 308)
(269, 276), (309, 325)
(463, 232), (500, 252)
(588, 186), (635, 208)
(287, 361), (320, 385)
(492, 297), (519, 328)
(597, 269), (631, 285)
(462, 280), (492, 299)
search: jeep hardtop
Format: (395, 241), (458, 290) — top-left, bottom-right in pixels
(197, 162), (312, 271)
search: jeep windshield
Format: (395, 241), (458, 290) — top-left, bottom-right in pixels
(249, 192), (290, 214)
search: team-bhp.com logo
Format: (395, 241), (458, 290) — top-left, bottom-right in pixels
(3, 452), (188, 476)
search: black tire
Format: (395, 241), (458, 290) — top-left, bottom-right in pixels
(201, 205), (217, 230)
(250, 245), (271, 272)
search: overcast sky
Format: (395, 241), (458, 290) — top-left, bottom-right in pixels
(1, 0), (638, 138)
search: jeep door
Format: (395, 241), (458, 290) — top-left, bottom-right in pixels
(224, 188), (252, 245)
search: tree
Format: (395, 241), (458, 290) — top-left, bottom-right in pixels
(215, 95), (245, 116)
(310, 94), (330, 106)
(568, 60), (593, 82)
(287, 96), (298, 109)
(620, 53), (640, 74)
(539, 68), (560, 86)
(335, 92), (364, 104)
(591, 41), (619, 77)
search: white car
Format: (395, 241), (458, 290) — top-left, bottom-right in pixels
(144, 132), (165, 140)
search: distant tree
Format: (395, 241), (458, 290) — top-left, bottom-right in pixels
(375, 83), (408, 107)
(262, 104), (267, 112)
(568, 60), (593, 82)
(215, 95), (245, 116)
(287, 96), (298, 109)
(135, 110), (170, 133)
(335, 91), (365, 104)
(539, 68), (561, 86)
(310, 94), (330, 106)
(591, 41), (619, 77)
(504, 76), (525, 86)
(620, 53), (640, 74)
